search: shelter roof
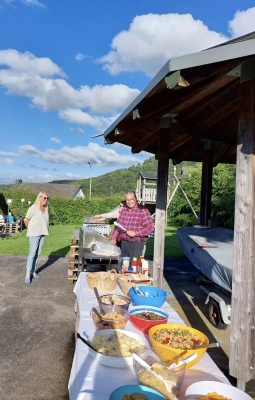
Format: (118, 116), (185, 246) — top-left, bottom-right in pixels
(138, 171), (157, 180)
(19, 183), (82, 199)
(104, 32), (255, 165)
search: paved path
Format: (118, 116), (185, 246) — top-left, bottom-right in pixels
(0, 255), (75, 400)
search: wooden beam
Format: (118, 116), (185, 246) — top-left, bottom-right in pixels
(181, 79), (238, 120)
(213, 132), (236, 166)
(111, 63), (240, 142)
(200, 141), (213, 226)
(172, 140), (201, 164)
(153, 116), (171, 288)
(229, 59), (255, 386)
(132, 128), (159, 154)
(176, 119), (228, 142)
(169, 133), (193, 152)
(200, 99), (238, 131)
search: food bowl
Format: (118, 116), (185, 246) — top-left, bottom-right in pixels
(129, 306), (168, 333)
(99, 294), (131, 310)
(185, 381), (253, 399)
(129, 286), (170, 307)
(148, 323), (209, 368)
(88, 329), (148, 368)
(90, 305), (129, 330)
(133, 347), (185, 400)
(109, 384), (165, 400)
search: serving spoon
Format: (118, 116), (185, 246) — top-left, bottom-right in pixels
(191, 342), (220, 350)
(92, 307), (110, 327)
(77, 333), (97, 352)
(93, 287), (106, 315)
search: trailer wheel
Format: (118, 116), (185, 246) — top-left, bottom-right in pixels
(208, 299), (228, 330)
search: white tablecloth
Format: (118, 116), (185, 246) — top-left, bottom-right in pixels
(68, 273), (230, 400)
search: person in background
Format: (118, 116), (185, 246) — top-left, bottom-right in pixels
(7, 212), (14, 223)
(0, 212), (5, 234)
(93, 200), (126, 220)
(23, 192), (49, 284)
(111, 191), (154, 261)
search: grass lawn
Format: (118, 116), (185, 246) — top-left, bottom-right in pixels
(0, 225), (185, 258)
(0, 224), (80, 256)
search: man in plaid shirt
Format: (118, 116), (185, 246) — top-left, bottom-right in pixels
(111, 191), (154, 261)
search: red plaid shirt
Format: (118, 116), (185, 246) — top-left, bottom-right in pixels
(112, 204), (154, 243)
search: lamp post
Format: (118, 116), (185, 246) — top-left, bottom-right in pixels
(88, 162), (92, 201)
(21, 198), (25, 233)
(6, 198), (12, 224)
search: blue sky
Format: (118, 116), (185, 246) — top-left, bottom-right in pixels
(0, 0), (254, 184)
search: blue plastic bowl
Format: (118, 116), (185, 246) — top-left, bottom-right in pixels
(128, 286), (170, 307)
(109, 384), (165, 400)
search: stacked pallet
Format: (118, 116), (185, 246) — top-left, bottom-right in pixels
(68, 230), (84, 285)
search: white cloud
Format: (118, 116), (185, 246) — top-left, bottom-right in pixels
(21, 0), (44, 7)
(3, 0), (45, 6)
(50, 137), (61, 144)
(19, 143), (141, 167)
(0, 49), (139, 120)
(0, 49), (65, 77)
(98, 13), (228, 77)
(0, 151), (17, 156)
(75, 52), (87, 61)
(59, 108), (119, 128)
(0, 157), (13, 164)
(70, 127), (85, 135)
(228, 7), (255, 37)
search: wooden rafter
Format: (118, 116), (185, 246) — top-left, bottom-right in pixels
(107, 62), (240, 144)
(132, 129), (159, 153)
(171, 140), (201, 164)
(200, 100), (239, 131)
(180, 79), (238, 121)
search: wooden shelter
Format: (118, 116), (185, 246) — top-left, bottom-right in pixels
(104, 32), (255, 389)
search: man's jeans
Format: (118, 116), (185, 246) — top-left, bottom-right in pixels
(26, 235), (45, 276)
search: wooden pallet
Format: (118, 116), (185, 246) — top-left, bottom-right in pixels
(68, 231), (82, 284)
(68, 276), (78, 285)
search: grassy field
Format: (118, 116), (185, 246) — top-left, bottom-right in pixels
(0, 225), (185, 258)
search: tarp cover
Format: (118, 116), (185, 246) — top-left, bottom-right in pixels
(177, 226), (233, 293)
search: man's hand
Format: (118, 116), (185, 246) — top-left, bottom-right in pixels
(93, 214), (101, 219)
(110, 238), (117, 245)
(127, 230), (136, 237)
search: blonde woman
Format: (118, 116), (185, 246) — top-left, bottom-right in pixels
(24, 192), (49, 284)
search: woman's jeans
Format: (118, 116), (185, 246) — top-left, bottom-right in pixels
(26, 235), (45, 276)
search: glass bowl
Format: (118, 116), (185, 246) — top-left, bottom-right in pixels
(99, 294), (131, 310)
(133, 347), (185, 400)
(90, 305), (129, 330)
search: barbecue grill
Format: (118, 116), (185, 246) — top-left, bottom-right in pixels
(78, 226), (121, 274)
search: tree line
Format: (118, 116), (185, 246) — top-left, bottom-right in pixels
(0, 157), (236, 228)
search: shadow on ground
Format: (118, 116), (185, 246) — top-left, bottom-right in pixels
(161, 257), (255, 399)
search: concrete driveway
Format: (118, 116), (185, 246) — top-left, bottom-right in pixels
(1, 255), (254, 400)
(0, 255), (75, 400)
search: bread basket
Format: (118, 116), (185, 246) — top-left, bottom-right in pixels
(118, 273), (153, 297)
(86, 269), (118, 291)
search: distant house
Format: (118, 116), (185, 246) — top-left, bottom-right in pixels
(19, 182), (85, 200)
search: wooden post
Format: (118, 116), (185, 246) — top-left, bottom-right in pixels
(153, 116), (171, 288)
(200, 140), (213, 226)
(229, 59), (255, 388)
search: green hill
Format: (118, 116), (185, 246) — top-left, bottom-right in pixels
(51, 157), (197, 197)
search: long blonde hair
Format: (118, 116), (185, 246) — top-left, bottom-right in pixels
(35, 192), (48, 209)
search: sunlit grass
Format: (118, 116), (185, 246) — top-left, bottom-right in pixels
(0, 224), (185, 258)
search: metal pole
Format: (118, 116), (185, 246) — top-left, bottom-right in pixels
(21, 198), (25, 233)
(88, 162), (92, 201)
